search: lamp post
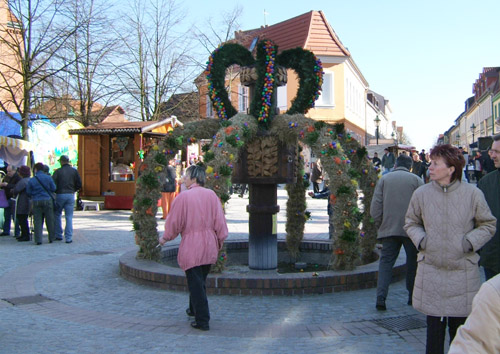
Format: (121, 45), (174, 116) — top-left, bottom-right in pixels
(470, 123), (476, 144)
(374, 115), (381, 145)
(456, 133), (461, 146)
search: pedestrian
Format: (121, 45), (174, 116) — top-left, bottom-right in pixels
(372, 152), (381, 167)
(310, 160), (323, 193)
(448, 274), (500, 353)
(12, 165), (31, 242)
(160, 160), (177, 220)
(419, 149), (426, 162)
(370, 154), (424, 311)
(473, 150), (483, 182)
(52, 155), (82, 243)
(404, 144), (496, 354)
(421, 153), (431, 183)
(27, 162), (56, 245)
(410, 153), (424, 179)
(0, 165), (21, 237)
(158, 165), (228, 331)
(381, 148), (395, 175)
(477, 134), (500, 280)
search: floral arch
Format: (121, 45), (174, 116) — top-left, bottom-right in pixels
(131, 40), (380, 270)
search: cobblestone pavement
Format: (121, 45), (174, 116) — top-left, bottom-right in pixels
(0, 187), (436, 353)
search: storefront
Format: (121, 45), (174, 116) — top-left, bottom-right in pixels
(68, 116), (183, 209)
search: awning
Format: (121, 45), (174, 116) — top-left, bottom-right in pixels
(0, 136), (35, 166)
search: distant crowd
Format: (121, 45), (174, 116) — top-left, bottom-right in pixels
(0, 155), (82, 245)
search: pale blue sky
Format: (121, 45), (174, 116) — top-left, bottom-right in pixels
(181, 0), (499, 149)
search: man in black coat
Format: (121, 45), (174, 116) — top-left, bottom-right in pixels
(52, 155), (82, 243)
(478, 134), (500, 280)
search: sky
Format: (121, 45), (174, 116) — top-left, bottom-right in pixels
(176, 0), (500, 150)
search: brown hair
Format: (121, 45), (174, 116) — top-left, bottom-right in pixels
(430, 144), (465, 182)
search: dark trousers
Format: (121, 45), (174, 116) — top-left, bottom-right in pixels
(185, 264), (211, 326)
(377, 236), (417, 302)
(484, 267), (498, 281)
(312, 181), (321, 193)
(426, 315), (466, 354)
(3, 199), (20, 236)
(16, 214), (30, 240)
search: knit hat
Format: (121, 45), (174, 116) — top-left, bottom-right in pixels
(18, 165), (31, 177)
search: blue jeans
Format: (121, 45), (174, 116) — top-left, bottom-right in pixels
(54, 193), (75, 242)
(377, 236), (417, 301)
(2, 199), (20, 236)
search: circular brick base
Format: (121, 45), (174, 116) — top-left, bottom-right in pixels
(119, 240), (406, 295)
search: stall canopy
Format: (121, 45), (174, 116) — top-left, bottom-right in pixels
(0, 136), (35, 166)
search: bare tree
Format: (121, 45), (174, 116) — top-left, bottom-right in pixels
(115, 0), (196, 121)
(191, 5), (243, 64)
(41, 0), (122, 126)
(0, 0), (81, 139)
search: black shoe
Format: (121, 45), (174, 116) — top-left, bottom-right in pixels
(65, 240), (72, 244)
(0, 232), (10, 236)
(190, 321), (209, 331)
(407, 298), (412, 306)
(54, 238), (63, 241)
(17, 237), (30, 242)
(36, 242), (42, 245)
(186, 308), (195, 317)
(376, 298), (386, 311)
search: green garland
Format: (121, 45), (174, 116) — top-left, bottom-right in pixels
(276, 47), (324, 115)
(205, 43), (255, 119)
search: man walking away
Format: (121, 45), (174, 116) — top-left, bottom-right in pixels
(370, 154), (424, 310)
(477, 134), (500, 280)
(52, 155), (82, 243)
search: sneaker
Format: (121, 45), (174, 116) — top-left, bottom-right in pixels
(376, 297), (386, 311)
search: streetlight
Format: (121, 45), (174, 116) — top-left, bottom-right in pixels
(374, 115), (381, 145)
(456, 133), (461, 146)
(470, 123), (476, 144)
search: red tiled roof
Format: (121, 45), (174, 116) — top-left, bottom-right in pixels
(235, 10), (349, 57)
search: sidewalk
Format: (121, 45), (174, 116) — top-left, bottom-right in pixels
(0, 188), (429, 353)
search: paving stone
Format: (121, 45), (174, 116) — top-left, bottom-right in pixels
(0, 187), (431, 353)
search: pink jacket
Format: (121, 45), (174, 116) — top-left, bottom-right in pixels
(162, 184), (228, 271)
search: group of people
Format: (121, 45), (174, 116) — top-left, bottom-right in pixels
(373, 148), (432, 182)
(371, 138), (500, 353)
(0, 155), (82, 245)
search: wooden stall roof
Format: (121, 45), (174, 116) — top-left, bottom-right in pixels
(68, 116), (183, 135)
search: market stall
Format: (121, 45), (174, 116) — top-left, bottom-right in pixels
(68, 116), (183, 209)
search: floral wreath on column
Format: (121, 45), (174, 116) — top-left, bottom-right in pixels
(131, 40), (380, 271)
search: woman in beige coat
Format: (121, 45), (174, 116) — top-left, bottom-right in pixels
(404, 144), (496, 354)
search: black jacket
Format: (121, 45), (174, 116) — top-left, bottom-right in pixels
(52, 164), (82, 194)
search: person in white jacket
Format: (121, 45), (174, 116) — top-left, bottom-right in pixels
(448, 274), (500, 353)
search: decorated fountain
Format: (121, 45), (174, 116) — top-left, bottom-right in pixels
(119, 39), (402, 294)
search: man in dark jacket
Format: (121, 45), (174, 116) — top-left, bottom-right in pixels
(478, 134), (500, 280)
(0, 165), (21, 237)
(52, 155), (82, 243)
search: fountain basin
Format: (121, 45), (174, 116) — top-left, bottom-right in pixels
(119, 240), (406, 296)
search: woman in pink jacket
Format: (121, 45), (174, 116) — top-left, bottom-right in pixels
(158, 165), (228, 331)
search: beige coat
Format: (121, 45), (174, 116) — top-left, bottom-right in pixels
(404, 181), (496, 317)
(448, 274), (500, 353)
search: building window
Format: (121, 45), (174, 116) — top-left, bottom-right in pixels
(238, 85), (248, 112)
(206, 95), (214, 118)
(277, 85), (287, 111)
(316, 72), (334, 107)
